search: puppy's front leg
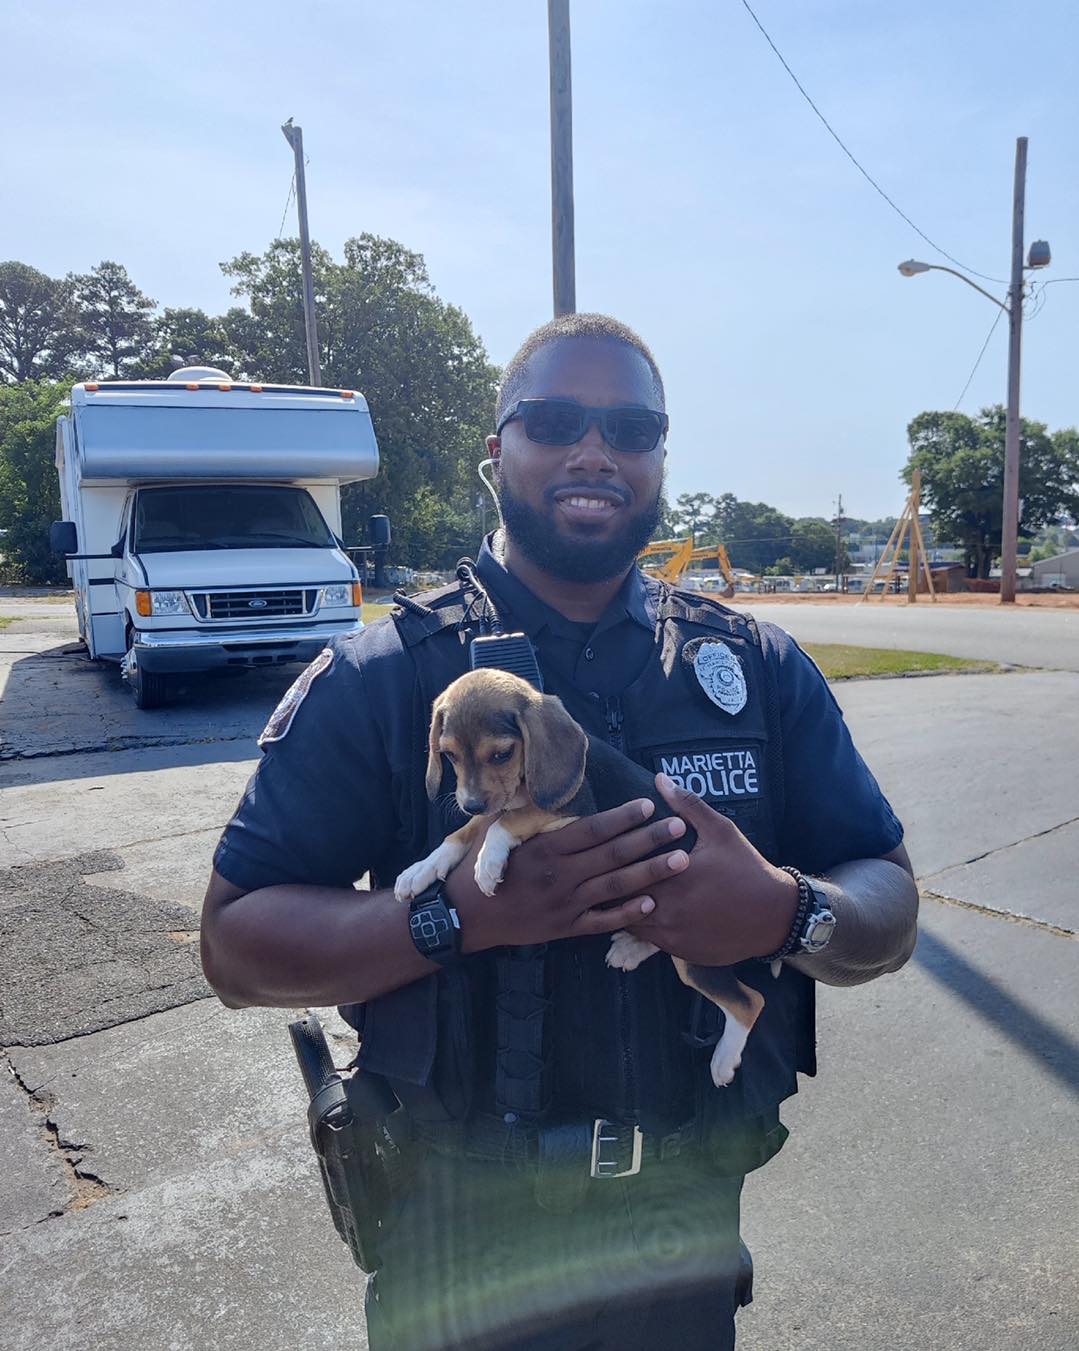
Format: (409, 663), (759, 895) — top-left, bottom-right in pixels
(394, 815), (487, 901)
(474, 807), (578, 896)
(672, 959), (765, 1087)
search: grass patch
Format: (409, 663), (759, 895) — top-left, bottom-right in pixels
(362, 602), (395, 623)
(0, 615), (17, 629)
(804, 643), (996, 680)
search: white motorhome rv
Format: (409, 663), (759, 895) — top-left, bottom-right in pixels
(51, 367), (382, 708)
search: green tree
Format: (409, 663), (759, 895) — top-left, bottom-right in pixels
(789, 517), (840, 572)
(130, 307), (238, 379)
(222, 235), (499, 566)
(69, 261), (156, 378)
(0, 262), (80, 383)
(905, 406), (1079, 578)
(221, 238), (335, 381)
(671, 491), (716, 536)
(764, 556), (797, 577)
(0, 380), (69, 583)
(709, 494), (793, 572)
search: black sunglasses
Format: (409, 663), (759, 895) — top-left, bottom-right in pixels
(496, 398), (668, 453)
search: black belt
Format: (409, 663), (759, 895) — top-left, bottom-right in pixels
(414, 1113), (698, 1182)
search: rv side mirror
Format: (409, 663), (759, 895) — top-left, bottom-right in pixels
(50, 521), (78, 555)
(369, 515), (391, 547)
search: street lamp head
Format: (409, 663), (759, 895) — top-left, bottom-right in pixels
(898, 259), (932, 277)
(1027, 239), (1051, 270)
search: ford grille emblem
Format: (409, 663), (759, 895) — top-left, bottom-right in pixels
(248, 599), (268, 608)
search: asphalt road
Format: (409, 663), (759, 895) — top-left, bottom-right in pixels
(740, 599), (1079, 672)
(1, 593), (1077, 1351)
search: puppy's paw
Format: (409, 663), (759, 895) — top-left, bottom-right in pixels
(394, 858), (438, 902)
(605, 931), (660, 972)
(709, 1016), (751, 1087)
(710, 1049), (741, 1088)
(474, 854), (505, 896)
(394, 839), (468, 901)
(474, 820), (515, 897)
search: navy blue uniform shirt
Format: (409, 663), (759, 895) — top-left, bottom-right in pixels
(215, 539), (903, 894)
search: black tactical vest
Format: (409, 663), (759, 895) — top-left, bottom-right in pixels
(349, 580), (815, 1173)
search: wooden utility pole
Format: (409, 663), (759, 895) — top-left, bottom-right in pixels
(548, 0), (576, 316)
(281, 119), (322, 386)
(833, 493), (845, 592)
(1000, 136), (1027, 603)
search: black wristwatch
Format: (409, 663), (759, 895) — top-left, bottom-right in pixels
(761, 867), (837, 962)
(408, 885), (463, 967)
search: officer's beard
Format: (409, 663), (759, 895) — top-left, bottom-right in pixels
(496, 471), (662, 584)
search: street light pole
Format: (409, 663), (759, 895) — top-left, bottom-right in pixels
(281, 118), (322, 387)
(897, 136), (1048, 605)
(1000, 136), (1028, 604)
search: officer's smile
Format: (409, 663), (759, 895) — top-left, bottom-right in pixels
(550, 483), (630, 529)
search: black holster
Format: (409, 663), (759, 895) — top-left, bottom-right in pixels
(289, 1014), (408, 1273)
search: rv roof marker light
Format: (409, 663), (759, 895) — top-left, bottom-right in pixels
(217, 383), (232, 391)
(186, 383), (199, 391)
(85, 382), (99, 391)
(340, 390), (355, 399)
(250, 384), (263, 392)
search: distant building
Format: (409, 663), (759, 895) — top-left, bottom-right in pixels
(1031, 549), (1079, 589)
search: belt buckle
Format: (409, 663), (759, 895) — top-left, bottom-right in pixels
(590, 1119), (643, 1179)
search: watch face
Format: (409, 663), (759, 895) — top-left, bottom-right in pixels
(410, 904), (453, 952)
(409, 895), (461, 964)
(802, 910), (836, 953)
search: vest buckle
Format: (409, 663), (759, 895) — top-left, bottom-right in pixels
(590, 1120), (643, 1178)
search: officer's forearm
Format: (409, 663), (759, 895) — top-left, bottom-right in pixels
(784, 855), (919, 988)
(201, 874), (442, 1008)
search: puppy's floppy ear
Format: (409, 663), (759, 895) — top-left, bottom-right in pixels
(516, 693), (587, 811)
(426, 701), (446, 801)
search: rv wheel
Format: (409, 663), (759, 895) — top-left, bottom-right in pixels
(122, 635), (172, 710)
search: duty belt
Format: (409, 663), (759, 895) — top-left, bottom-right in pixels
(413, 1113), (700, 1211)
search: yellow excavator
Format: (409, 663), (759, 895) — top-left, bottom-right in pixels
(637, 535), (736, 598)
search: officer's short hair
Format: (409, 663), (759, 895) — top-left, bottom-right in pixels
(495, 313), (666, 426)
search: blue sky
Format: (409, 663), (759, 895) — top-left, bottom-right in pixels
(5, 0), (1078, 520)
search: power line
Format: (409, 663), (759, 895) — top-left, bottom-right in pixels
(738, 0), (1006, 284)
(277, 172), (296, 239)
(952, 307), (1005, 410)
(1027, 274), (1079, 322)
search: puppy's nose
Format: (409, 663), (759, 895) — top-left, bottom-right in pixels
(460, 797), (487, 816)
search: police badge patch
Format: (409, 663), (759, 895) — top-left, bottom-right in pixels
(257, 647), (334, 748)
(691, 639), (747, 716)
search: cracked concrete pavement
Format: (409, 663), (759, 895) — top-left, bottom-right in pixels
(1, 592), (1077, 1350)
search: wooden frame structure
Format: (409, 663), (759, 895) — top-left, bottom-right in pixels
(861, 468), (937, 603)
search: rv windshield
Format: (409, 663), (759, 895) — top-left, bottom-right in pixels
(133, 485), (336, 553)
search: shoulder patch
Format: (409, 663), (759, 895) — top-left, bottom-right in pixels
(258, 647), (334, 749)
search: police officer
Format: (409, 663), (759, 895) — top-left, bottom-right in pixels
(202, 314), (918, 1350)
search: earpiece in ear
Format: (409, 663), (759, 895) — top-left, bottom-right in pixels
(477, 457), (504, 532)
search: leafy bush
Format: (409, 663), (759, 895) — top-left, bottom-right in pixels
(0, 380), (69, 583)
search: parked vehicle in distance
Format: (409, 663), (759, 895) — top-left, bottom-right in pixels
(51, 367), (384, 708)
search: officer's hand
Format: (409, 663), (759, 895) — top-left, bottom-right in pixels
(443, 798), (692, 951)
(625, 774), (799, 965)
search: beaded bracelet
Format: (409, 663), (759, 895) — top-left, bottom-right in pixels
(759, 866), (813, 963)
